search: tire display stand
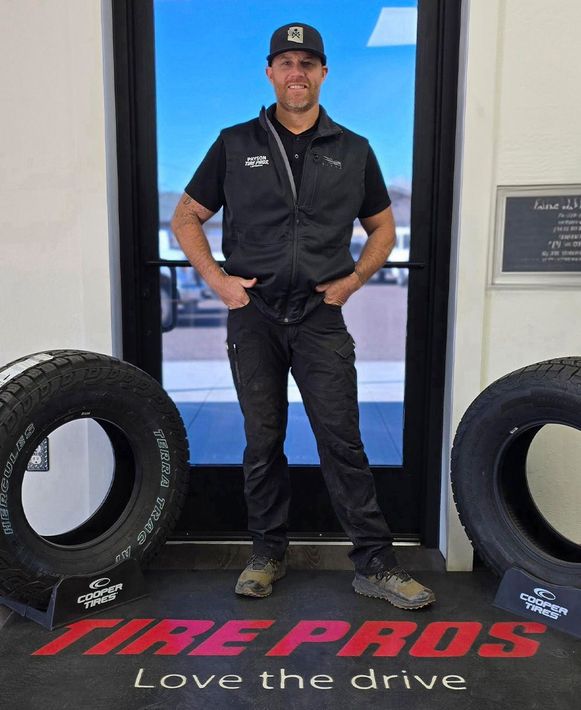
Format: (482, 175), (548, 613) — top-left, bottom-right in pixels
(0, 558), (147, 630)
(494, 567), (581, 639)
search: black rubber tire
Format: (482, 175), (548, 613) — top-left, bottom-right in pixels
(0, 350), (189, 605)
(451, 357), (581, 587)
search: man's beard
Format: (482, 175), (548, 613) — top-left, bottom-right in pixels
(280, 98), (313, 113)
(277, 88), (319, 113)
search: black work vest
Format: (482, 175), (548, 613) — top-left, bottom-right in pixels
(221, 104), (368, 324)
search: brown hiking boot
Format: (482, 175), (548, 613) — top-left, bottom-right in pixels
(353, 566), (436, 609)
(235, 554), (287, 598)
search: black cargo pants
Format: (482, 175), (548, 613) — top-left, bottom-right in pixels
(226, 298), (397, 574)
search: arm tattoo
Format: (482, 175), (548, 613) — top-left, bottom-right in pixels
(182, 196), (192, 205)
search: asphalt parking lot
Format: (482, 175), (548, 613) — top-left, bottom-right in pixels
(163, 283), (408, 362)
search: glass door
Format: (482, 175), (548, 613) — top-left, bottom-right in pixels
(113, 0), (461, 546)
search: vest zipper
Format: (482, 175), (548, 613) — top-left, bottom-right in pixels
(287, 140), (320, 317)
(290, 203), (301, 306)
(263, 112), (299, 322)
(262, 110), (336, 323)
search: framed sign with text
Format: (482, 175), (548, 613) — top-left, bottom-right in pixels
(492, 185), (581, 287)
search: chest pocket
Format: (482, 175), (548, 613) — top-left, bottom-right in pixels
(304, 149), (363, 221)
(225, 149), (291, 224)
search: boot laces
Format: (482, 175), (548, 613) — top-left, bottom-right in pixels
(247, 554), (276, 570)
(375, 566), (412, 583)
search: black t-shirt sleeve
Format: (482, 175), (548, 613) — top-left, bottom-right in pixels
(357, 146), (392, 219)
(184, 135), (226, 213)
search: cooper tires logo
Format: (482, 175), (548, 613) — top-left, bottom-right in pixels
(520, 589), (567, 620)
(78, 579), (123, 609)
(533, 588), (556, 601)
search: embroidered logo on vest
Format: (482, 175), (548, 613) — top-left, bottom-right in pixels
(245, 155), (270, 168)
(322, 155), (342, 169)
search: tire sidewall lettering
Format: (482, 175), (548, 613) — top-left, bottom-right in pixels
(0, 423), (36, 535)
(154, 429), (172, 488)
(137, 496), (167, 547)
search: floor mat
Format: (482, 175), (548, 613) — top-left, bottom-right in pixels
(0, 568), (579, 709)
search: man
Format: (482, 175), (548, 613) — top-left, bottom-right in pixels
(172, 23), (435, 610)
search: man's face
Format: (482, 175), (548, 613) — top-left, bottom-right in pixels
(266, 51), (328, 113)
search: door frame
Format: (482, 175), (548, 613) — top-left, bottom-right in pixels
(111, 0), (462, 547)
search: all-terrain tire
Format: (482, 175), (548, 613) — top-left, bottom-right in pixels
(451, 357), (581, 587)
(0, 350), (189, 606)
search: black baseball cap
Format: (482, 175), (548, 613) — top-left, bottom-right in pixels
(267, 23), (327, 66)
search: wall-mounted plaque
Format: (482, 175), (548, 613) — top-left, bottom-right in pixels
(492, 185), (581, 287)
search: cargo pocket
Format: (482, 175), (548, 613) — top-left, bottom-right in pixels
(329, 334), (357, 393)
(226, 341), (242, 390)
(226, 339), (260, 390)
(334, 335), (356, 359)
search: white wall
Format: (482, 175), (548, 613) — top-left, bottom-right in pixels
(0, 0), (118, 364)
(444, 0), (581, 569)
(0, 0), (119, 525)
(527, 425), (581, 545)
(22, 419), (114, 535)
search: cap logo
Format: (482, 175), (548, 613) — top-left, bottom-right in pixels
(287, 26), (304, 44)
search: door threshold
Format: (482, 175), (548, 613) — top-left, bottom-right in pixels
(152, 541), (444, 572)
(165, 540), (422, 547)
